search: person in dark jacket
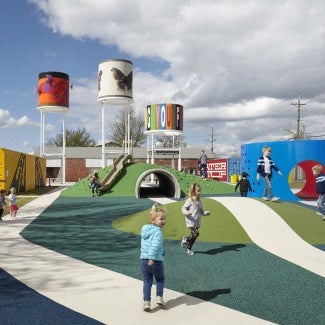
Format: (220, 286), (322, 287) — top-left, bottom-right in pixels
(256, 146), (282, 201)
(312, 164), (325, 220)
(235, 172), (252, 197)
(198, 149), (208, 179)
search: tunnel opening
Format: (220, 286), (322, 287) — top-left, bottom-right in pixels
(135, 169), (181, 198)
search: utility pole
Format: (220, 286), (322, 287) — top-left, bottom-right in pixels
(204, 126), (216, 154)
(209, 126), (216, 154)
(291, 95), (306, 139)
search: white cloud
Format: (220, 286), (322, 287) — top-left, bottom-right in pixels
(28, 0), (325, 152)
(0, 108), (39, 128)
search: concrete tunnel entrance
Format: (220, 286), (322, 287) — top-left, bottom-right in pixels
(135, 169), (181, 198)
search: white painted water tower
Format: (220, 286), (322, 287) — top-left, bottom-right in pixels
(97, 59), (133, 167)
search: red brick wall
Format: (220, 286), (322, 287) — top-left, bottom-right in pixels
(48, 158), (200, 182)
(65, 159), (90, 182)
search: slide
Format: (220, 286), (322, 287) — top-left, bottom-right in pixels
(98, 154), (132, 194)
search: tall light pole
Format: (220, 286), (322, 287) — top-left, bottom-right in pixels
(291, 95), (306, 139)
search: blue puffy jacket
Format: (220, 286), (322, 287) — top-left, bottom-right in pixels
(140, 224), (164, 261)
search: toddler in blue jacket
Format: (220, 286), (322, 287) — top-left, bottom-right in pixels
(140, 203), (166, 311)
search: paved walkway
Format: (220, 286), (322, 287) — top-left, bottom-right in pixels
(1, 191), (275, 325)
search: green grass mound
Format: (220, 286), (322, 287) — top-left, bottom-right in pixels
(61, 162), (235, 197)
(61, 166), (112, 197)
(113, 198), (253, 243)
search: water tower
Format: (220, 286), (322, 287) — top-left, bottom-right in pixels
(37, 71), (70, 183)
(144, 103), (183, 170)
(97, 59), (133, 167)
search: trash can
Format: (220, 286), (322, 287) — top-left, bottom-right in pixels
(230, 174), (238, 184)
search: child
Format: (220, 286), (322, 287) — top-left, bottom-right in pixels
(140, 203), (166, 311)
(235, 172), (252, 197)
(181, 183), (210, 255)
(0, 189), (7, 221)
(312, 164), (325, 220)
(8, 187), (19, 218)
(256, 146), (282, 201)
(90, 172), (101, 197)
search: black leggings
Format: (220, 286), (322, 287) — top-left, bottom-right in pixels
(186, 226), (200, 250)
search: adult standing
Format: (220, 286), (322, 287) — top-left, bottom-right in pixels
(198, 149), (208, 179)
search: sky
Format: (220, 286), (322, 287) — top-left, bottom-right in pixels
(1, 0), (324, 157)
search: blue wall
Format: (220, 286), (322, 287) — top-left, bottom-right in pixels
(241, 140), (325, 201)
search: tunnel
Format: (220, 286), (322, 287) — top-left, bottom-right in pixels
(135, 169), (181, 198)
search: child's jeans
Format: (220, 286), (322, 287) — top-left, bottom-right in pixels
(141, 259), (164, 301)
(263, 174), (274, 198)
(317, 193), (325, 216)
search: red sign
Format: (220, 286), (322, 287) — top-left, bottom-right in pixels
(207, 159), (228, 181)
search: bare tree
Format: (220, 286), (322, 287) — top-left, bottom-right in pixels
(110, 106), (146, 147)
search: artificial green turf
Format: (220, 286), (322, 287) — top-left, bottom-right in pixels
(258, 200), (325, 244)
(61, 162), (235, 197)
(20, 196), (325, 325)
(61, 166), (113, 197)
(113, 198), (253, 243)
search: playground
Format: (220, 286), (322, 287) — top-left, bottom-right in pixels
(1, 160), (325, 325)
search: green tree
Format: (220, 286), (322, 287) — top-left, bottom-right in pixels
(110, 106), (146, 147)
(46, 127), (97, 147)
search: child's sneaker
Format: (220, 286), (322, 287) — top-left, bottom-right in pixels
(181, 236), (188, 248)
(262, 196), (269, 201)
(271, 197), (280, 202)
(186, 249), (194, 256)
(156, 296), (166, 306)
(143, 301), (150, 312)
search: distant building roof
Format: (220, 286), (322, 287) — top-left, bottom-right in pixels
(33, 146), (216, 159)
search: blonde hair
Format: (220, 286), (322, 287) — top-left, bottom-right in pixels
(312, 164), (323, 174)
(262, 146), (271, 153)
(149, 203), (166, 223)
(187, 183), (201, 202)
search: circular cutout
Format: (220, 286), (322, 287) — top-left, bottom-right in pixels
(288, 160), (321, 200)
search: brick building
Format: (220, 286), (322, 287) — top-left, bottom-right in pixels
(33, 146), (216, 182)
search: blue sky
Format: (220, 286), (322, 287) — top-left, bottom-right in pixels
(1, 0), (324, 156)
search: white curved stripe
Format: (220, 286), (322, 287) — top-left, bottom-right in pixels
(209, 197), (325, 277)
(0, 193), (275, 325)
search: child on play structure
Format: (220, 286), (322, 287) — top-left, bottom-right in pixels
(312, 164), (325, 220)
(140, 203), (167, 312)
(90, 172), (101, 197)
(8, 187), (19, 218)
(0, 189), (7, 221)
(235, 171), (252, 197)
(256, 146), (282, 202)
(181, 183), (210, 255)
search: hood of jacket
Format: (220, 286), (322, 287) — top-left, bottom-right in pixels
(141, 224), (159, 239)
